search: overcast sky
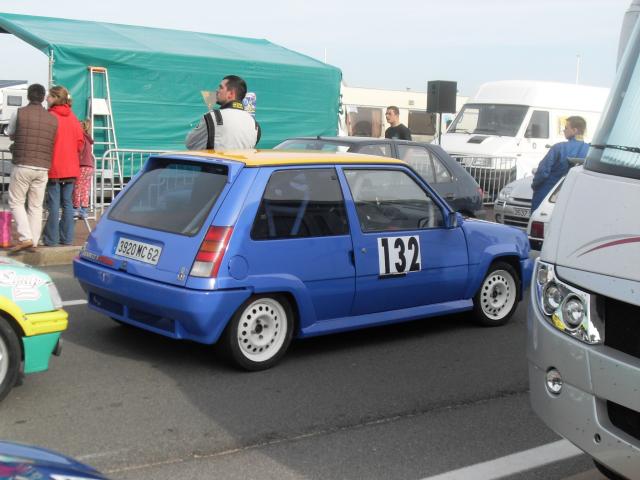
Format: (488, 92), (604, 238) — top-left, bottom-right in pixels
(0, 0), (632, 96)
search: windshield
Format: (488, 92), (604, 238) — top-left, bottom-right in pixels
(108, 158), (228, 236)
(585, 23), (640, 180)
(275, 139), (351, 153)
(448, 103), (528, 137)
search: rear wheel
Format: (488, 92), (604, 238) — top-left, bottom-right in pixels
(594, 460), (628, 480)
(0, 317), (21, 402)
(473, 261), (520, 326)
(222, 295), (294, 371)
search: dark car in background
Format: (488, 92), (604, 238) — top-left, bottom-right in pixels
(274, 136), (485, 218)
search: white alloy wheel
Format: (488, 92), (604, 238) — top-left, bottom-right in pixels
(473, 262), (520, 326)
(229, 296), (293, 369)
(480, 269), (516, 319)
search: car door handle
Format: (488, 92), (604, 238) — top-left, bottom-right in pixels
(444, 193), (456, 200)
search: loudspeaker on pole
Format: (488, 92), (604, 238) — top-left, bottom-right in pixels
(427, 80), (457, 113)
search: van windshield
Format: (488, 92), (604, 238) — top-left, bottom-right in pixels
(585, 33), (640, 180)
(108, 158), (228, 236)
(448, 104), (528, 137)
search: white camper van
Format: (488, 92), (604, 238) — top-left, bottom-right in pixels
(440, 80), (609, 199)
(0, 86), (28, 135)
(527, 5), (640, 479)
(339, 84), (467, 143)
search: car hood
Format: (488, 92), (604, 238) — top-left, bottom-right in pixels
(0, 441), (107, 479)
(502, 177), (534, 201)
(440, 133), (520, 157)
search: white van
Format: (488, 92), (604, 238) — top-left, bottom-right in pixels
(441, 80), (608, 199)
(0, 87), (28, 135)
(528, 9), (640, 479)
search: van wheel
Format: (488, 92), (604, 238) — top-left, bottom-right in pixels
(0, 317), (21, 402)
(222, 295), (294, 371)
(473, 261), (520, 326)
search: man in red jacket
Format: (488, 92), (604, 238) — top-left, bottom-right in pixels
(42, 86), (84, 246)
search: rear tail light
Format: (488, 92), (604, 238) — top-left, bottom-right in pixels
(530, 221), (544, 239)
(190, 226), (233, 278)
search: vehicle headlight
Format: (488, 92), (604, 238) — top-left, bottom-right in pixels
(534, 259), (602, 344)
(542, 283), (563, 315)
(497, 186), (513, 201)
(48, 282), (63, 310)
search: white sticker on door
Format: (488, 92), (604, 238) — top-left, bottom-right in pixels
(377, 236), (421, 276)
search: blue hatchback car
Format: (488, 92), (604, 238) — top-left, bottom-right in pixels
(74, 150), (532, 370)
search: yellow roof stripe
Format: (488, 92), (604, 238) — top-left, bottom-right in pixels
(161, 149), (406, 167)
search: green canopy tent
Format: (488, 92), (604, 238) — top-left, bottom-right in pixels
(0, 13), (342, 153)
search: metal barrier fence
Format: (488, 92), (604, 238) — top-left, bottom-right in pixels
(95, 148), (165, 213)
(0, 149), (13, 207)
(449, 155), (518, 205)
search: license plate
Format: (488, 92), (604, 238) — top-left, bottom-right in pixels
(513, 207), (530, 218)
(115, 237), (162, 265)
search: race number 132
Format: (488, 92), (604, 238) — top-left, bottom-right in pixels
(377, 235), (421, 276)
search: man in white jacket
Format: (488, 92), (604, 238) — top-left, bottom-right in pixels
(185, 75), (259, 150)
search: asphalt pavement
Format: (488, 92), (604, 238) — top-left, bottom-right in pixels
(0, 263), (608, 480)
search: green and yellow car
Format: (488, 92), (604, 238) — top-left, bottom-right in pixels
(0, 257), (67, 401)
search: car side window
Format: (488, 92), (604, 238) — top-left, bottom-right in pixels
(251, 168), (349, 240)
(344, 168), (444, 232)
(432, 155), (453, 183)
(397, 145), (435, 183)
(357, 144), (393, 157)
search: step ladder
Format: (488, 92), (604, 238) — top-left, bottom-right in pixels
(87, 66), (122, 206)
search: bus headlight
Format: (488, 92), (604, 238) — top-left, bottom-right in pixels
(534, 259), (603, 344)
(542, 283), (563, 315)
(562, 295), (587, 329)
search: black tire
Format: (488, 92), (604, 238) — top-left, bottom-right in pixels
(472, 261), (520, 326)
(0, 317), (21, 402)
(594, 460), (628, 480)
(221, 295), (294, 371)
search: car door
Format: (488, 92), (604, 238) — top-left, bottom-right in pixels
(396, 144), (457, 208)
(339, 166), (469, 316)
(245, 167), (356, 323)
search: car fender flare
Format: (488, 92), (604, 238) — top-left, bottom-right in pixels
(244, 273), (318, 334)
(466, 246), (524, 299)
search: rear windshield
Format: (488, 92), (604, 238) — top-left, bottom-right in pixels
(108, 158), (228, 236)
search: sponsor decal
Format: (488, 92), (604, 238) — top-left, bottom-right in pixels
(0, 270), (46, 302)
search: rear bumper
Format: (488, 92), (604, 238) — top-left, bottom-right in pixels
(528, 297), (640, 479)
(73, 258), (251, 344)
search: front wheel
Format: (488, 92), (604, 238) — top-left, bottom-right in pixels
(222, 295), (294, 371)
(473, 261), (520, 326)
(0, 317), (21, 402)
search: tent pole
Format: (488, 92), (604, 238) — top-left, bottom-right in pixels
(48, 49), (54, 88)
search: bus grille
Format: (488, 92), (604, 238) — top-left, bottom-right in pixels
(604, 297), (640, 358)
(608, 401), (640, 442)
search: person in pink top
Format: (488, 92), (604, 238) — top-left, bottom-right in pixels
(42, 86), (84, 246)
(72, 119), (95, 220)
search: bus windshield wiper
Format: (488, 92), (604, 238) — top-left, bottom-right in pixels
(591, 144), (640, 154)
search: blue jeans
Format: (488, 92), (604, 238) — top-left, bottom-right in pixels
(43, 181), (75, 246)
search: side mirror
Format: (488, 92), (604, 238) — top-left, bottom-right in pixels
(448, 212), (462, 228)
